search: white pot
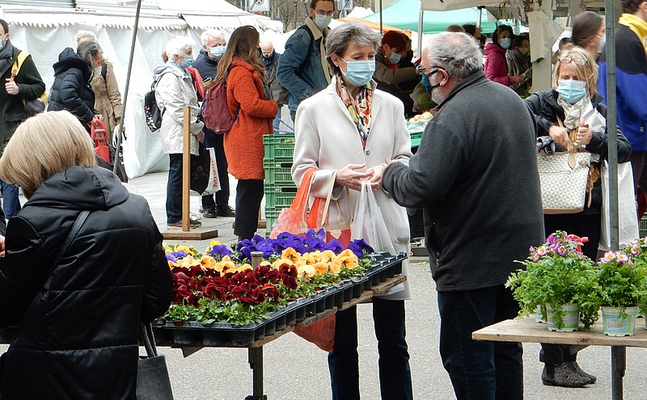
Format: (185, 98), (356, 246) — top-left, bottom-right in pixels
(546, 303), (579, 332)
(601, 306), (639, 336)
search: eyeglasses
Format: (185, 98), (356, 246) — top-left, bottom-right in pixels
(558, 56), (589, 66)
(315, 10), (334, 16)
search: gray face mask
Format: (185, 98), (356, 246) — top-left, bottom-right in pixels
(314, 14), (332, 30)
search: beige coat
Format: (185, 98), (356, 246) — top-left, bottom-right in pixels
(155, 63), (203, 156)
(292, 78), (413, 300)
(91, 61), (123, 141)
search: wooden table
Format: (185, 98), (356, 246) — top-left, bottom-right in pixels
(472, 317), (647, 400)
(166, 274), (407, 400)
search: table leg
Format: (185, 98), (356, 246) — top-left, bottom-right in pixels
(611, 346), (626, 400)
(245, 347), (267, 400)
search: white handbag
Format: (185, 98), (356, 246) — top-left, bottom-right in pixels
(537, 151), (592, 214)
(599, 161), (639, 250)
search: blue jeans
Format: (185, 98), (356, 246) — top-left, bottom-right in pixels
(438, 286), (522, 400)
(166, 154), (183, 223)
(328, 299), (413, 400)
(0, 180), (21, 219)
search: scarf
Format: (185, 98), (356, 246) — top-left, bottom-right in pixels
(619, 13), (647, 54)
(335, 73), (373, 149)
(0, 39), (15, 76)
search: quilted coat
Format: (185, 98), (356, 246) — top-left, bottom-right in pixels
(0, 166), (172, 400)
(224, 58), (278, 180)
(484, 43), (512, 87)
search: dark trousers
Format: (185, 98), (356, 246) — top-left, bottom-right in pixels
(541, 213), (600, 364)
(0, 179), (21, 219)
(328, 299), (413, 400)
(201, 133), (230, 211)
(630, 151), (647, 196)
(438, 286), (523, 400)
(234, 179), (264, 239)
(166, 154), (183, 223)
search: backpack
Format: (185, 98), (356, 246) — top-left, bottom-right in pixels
(202, 69), (239, 134)
(144, 70), (171, 133)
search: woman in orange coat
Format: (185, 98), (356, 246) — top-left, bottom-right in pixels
(215, 26), (278, 241)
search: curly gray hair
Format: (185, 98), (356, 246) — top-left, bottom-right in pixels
(325, 21), (381, 74)
(165, 36), (195, 60)
(200, 29), (227, 46)
(425, 32), (483, 81)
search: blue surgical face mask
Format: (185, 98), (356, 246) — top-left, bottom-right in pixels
(500, 37), (511, 49)
(180, 55), (194, 69)
(314, 14), (332, 30)
(556, 79), (588, 104)
(210, 45), (226, 60)
(341, 58), (375, 87)
(0, 35), (6, 51)
(388, 51), (402, 64)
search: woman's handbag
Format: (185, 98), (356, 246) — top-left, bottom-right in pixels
(137, 323), (174, 400)
(599, 161), (639, 250)
(537, 151), (592, 214)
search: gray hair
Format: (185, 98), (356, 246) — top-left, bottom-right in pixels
(325, 21), (381, 73)
(426, 32), (483, 81)
(75, 30), (96, 45)
(165, 36), (195, 59)
(76, 40), (102, 67)
(200, 29), (227, 46)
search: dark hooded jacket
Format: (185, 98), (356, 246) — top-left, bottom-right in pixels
(47, 47), (97, 127)
(0, 166), (172, 400)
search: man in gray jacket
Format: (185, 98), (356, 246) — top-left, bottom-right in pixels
(277, 0), (334, 122)
(382, 32), (545, 400)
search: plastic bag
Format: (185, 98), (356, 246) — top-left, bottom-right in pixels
(600, 160), (639, 250)
(204, 148), (221, 195)
(351, 180), (395, 254)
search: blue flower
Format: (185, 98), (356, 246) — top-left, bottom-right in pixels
(324, 239), (343, 254)
(348, 239), (374, 258)
(209, 244), (232, 258)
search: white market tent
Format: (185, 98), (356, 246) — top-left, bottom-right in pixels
(0, 0), (283, 178)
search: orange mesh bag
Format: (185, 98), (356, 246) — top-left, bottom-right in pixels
(269, 168), (318, 239)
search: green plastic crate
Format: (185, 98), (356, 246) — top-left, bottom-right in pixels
(264, 134), (295, 159)
(264, 186), (297, 210)
(640, 216), (647, 238)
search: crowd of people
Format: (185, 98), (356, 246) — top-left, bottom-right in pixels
(0, 0), (645, 397)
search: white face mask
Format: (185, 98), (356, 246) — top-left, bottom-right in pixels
(596, 34), (606, 53)
(314, 14), (332, 30)
(93, 66), (103, 77)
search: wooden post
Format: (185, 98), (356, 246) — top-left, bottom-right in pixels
(182, 106), (191, 231)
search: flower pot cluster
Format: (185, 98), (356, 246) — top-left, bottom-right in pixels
(507, 231), (647, 336)
(163, 229), (377, 328)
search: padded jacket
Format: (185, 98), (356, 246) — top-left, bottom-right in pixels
(484, 43), (512, 86)
(0, 166), (172, 400)
(47, 47), (97, 127)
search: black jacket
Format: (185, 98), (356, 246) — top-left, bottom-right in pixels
(383, 71), (545, 291)
(47, 47), (97, 127)
(0, 43), (46, 148)
(525, 90), (632, 213)
(0, 167), (172, 400)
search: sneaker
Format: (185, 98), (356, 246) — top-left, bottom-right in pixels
(217, 206), (235, 217)
(203, 208), (218, 218)
(542, 362), (590, 388)
(167, 219), (202, 228)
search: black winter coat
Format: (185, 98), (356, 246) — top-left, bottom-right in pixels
(47, 47), (97, 127)
(525, 90), (632, 214)
(0, 167), (172, 400)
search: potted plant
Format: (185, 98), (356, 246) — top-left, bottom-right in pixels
(506, 231), (599, 331)
(595, 250), (647, 336)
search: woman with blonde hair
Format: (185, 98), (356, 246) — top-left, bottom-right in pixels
(525, 46), (631, 388)
(215, 25), (278, 241)
(0, 110), (171, 399)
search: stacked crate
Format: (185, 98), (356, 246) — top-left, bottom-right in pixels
(264, 134), (297, 234)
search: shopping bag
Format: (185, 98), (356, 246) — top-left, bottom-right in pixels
(351, 180), (396, 254)
(599, 161), (639, 250)
(190, 144), (210, 195)
(537, 151), (591, 214)
(137, 323), (174, 400)
(204, 148), (221, 195)
(269, 168), (317, 239)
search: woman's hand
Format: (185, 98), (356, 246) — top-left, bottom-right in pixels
(335, 163), (372, 191)
(548, 124), (570, 148)
(509, 75), (524, 85)
(575, 118), (592, 148)
(91, 114), (103, 124)
(196, 131), (205, 143)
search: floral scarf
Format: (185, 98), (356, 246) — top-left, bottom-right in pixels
(335, 73), (373, 149)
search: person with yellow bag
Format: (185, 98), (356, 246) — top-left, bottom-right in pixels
(0, 19), (46, 219)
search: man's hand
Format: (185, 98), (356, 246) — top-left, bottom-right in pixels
(5, 79), (19, 95)
(335, 163), (372, 191)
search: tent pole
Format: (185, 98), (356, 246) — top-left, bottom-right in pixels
(113, 0), (142, 175)
(379, 0), (383, 34)
(417, 8), (423, 58)
(605, 0), (619, 252)
(476, 6), (483, 28)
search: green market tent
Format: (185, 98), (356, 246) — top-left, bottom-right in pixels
(364, 0), (497, 34)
